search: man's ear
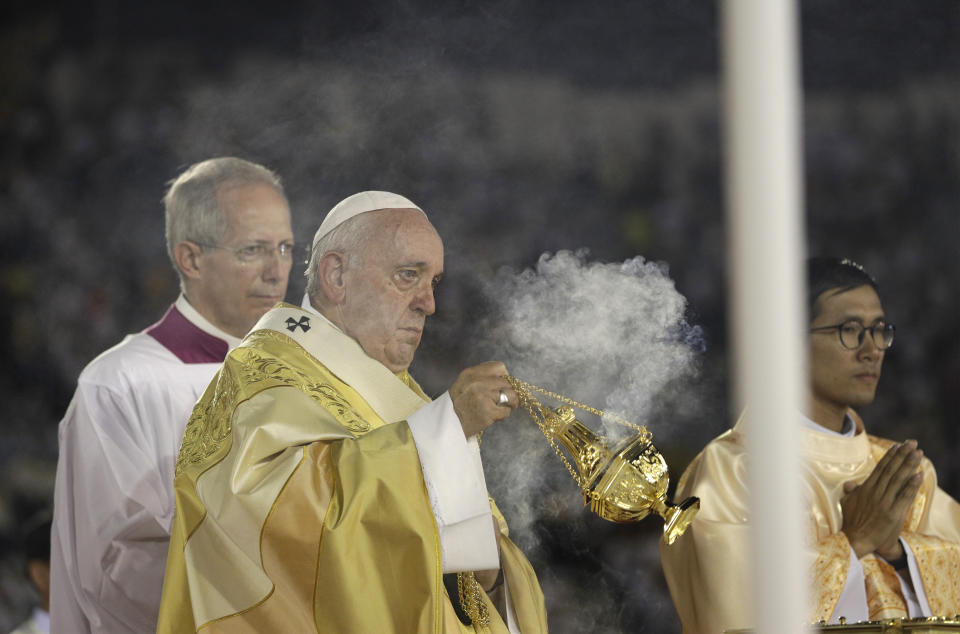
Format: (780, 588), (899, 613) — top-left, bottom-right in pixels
(318, 252), (347, 304)
(173, 241), (204, 281)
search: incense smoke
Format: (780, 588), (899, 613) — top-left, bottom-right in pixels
(482, 249), (702, 434)
(477, 249), (704, 552)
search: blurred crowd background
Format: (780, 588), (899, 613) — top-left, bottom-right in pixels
(1, 1), (958, 631)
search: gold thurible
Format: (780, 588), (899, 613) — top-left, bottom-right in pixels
(507, 376), (699, 545)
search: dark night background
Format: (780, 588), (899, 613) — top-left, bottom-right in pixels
(1, 1), (959, 631)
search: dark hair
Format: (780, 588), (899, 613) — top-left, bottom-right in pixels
(21, 510), (52, 564)
(807, 257), (879, 321)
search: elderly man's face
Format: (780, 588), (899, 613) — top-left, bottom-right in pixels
(340, 209), (443, 373)
(195, 183), (294, 337)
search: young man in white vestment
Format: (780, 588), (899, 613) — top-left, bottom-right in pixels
(156, 191), (547, 633)
(49, 157), (295, 633)
(660, 257), (960, 633)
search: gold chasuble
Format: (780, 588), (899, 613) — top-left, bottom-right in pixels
(157, 303), (547, 633)
(660, 412), (960, 634)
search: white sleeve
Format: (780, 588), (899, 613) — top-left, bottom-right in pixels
(504, 575), (521, 634)
(406, 392), (499, 573)
(828, 545), (869, 624)
(900, 538), (932, 617)
(50, 415), (91, 634)
(50, 382), (169, 633)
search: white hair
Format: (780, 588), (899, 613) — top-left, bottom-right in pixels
(164, 157), (285, 284)
(304, 212), (376, 303)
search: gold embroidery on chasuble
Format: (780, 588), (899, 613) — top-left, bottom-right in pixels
(810, 532), (850, 623)
(176, 329), (372, 476)
(904, 533), (960, 616)
(861, 555), (908, 619)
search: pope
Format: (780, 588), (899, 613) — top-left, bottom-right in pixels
(157, 191), (548, 633)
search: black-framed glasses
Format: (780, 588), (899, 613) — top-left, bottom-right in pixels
(194, 241), (297, 264)
(809, 320), (895, 350)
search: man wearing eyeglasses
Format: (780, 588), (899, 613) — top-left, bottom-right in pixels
(50, 157), (294, 633)
(660, 257), (960, 633)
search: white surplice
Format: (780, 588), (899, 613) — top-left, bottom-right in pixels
(49, 296), (238, 633)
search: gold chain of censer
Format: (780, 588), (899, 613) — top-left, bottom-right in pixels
(456, 570), (489, 627)
(506, 375), (651, 501)
(454, 375), (653, 627)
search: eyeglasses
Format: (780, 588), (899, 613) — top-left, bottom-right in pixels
(809, 320), (895, 350)
(194, 241), (297, 264)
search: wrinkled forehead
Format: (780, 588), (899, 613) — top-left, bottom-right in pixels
(367, 208), (444, 266)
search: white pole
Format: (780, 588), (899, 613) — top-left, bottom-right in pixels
(721, 1), (809, 633)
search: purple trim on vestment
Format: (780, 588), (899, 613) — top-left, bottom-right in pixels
(145, 305), (228, 364)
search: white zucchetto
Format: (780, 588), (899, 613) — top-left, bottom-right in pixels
(311, 191), (424, 248)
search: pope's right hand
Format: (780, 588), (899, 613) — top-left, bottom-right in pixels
(840, 439), (923, 560)
(449, 361), (517, 438)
